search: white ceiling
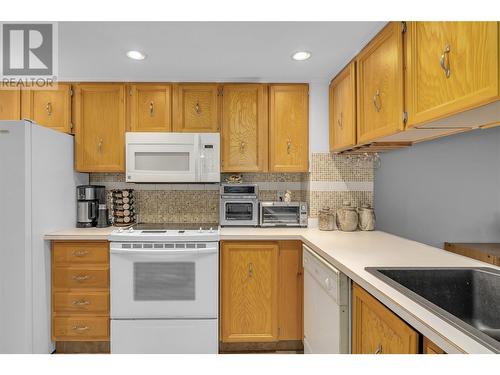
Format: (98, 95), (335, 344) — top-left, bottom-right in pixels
(58, 21), (386, 82)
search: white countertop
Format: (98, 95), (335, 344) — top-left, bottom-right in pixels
(44, 226), (498, 353)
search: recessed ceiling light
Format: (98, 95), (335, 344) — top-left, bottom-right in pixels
(292, 51), (311, 61)
(126, 50), (146, 60)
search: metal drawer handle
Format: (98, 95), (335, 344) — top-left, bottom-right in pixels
(97, 137), (103, 152)
(248, 262), (254, 278)
(375, 344), (383, 354)
(440, 44), (451, 78)
(46, 102), (52, 116)
(72, 325), (90, 332)
(372, 89), (382, 112)
(72, 275), (91, 282)
(149, 101), (154, 116)
(72, 299), (90, 306)
(240, 141), (245, 152)
(287, 138), (292, 154)
(72, 250), (89, 257)
(195, 100), (201, 114)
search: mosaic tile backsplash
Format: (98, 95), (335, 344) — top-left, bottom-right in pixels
(89, 153), (373, 223)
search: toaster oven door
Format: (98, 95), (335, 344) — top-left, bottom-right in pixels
(221, 200), (258, 226)
(260, 205), (301, 226)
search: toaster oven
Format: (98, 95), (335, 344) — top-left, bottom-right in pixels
(260, 202), (308, 227)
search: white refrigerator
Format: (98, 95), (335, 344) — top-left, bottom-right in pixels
(0, 120), (88, 353)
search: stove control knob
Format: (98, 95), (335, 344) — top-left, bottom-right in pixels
(118, 228), (123, 233)
(209, 227), (213, 233)
(199, 227), (203, 233)
(128, 227), (134, 233)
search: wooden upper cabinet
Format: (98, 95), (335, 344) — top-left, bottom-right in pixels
(221, 84), (268, 172)
(352, 283), (419, 354)
(330, 62), (356, 152)
(356, 22), (404, 144)
(74, 84), (126, 172)
(172, 83), (220, 132)
(0, 87), (21, 120)
(21, 84), (72, 133)
(129, 84), (172, 132)
(405, 22), (499, 128)
(221, 241), (279, 343)
(269, 84), (309, 172)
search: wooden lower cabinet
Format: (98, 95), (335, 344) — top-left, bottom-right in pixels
(352, 283), (419, 354)
(51, 241), (110, 353)
(220, 240), (303, 351)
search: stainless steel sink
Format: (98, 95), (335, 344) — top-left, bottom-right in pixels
(365, 267), (500, 353)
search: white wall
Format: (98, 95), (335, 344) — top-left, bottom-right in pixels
(374, 126), (500, 248)
(308, 80), (330, 154)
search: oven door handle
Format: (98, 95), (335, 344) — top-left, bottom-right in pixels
(110, 248), (218, 255)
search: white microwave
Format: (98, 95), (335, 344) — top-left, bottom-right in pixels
(126, 132), (220, 183)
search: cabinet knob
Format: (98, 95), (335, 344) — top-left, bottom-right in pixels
(248, 262), (254, 278)
(374, 344), (383, 354)
(372, 89), (382, 112)
(337, 112), (343, 129)
(194, 100), (201, 114)
(287, 138), (292, 154)
(149, 101), (154, 116)
(97, 137), (103, 152)
(440, 44), (451, 78)
(240, 141), (245, 152)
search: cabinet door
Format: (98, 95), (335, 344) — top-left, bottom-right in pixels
(330, 62), (356, 152)
(422, 337), (446, 354)
(221, 84), (268, 172)
(352, 283), (419, 354)
(269, 84), (309, 172)
(356, 22), (404, 143)
(406, 22), (499, 128)
(172, 83), (220, 132)
(129, 84), (172, 132)
(21, 83), (72, 133)
(221, 241), (279, 343)
(74, 84), (126, 172)
(0, 88), (21, 120)
(278, 241), (303, 341)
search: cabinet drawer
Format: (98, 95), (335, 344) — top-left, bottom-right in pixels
(53, 317), (109, 341)
(53, 292), (109, 314)
(52, 241), (109, 265)
(53, 267), (109, 289)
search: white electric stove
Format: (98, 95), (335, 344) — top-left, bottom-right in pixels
(108, 223), (220, 354)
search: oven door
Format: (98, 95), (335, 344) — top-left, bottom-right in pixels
(221, 200), (258, 226)
(110, 243), (218, 319)
(126, 143), (197, 183)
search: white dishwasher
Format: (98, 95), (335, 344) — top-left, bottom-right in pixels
(303, 244), (350, 354)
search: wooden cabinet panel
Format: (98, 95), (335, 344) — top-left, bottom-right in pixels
(21, 84), (72, 133)
(269, 84), (309, 172)
(129, 84), (172, 132)
(221, 84), (268, 172)
(221, 241), (279, 343)
(53, 317), (109, 341)
(172, 83), (220, 132)
(53, 267), (109, 290)
(444, 242), (500, 266)
(423, 337), (446, 354)
(352, 283), (419, 354)
(53, 292), (109, 314)
(52, 241), (109, 265)
(0, 88), (21, 120)
(74, 84), (126, 172)
(330, 62), (356, 152)
(356, 22), (404, 143)
(406, 22), (499, 128)
(278, 241), (303, 341)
